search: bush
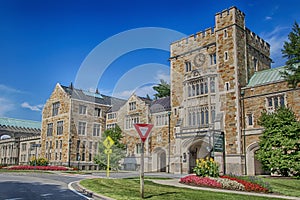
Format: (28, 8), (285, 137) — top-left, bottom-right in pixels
(29, 157), (49, 166)
(193, 157), (219, 177)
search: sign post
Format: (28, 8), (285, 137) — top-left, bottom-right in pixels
(103, 136), (114, 178)
(213, 131), (226, 174)
(134, 124), (153, 199)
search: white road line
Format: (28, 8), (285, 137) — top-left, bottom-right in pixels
(4, 198), (23, 200)
(68, 181), (92, 200)
(40, 193), (53, 197)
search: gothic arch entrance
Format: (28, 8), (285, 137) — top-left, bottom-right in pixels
(157, 150), (166, 172)
(188, 140), (211, 173)
(247, 142), (270, 175)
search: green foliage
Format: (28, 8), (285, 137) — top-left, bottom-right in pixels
(281, 21), (300, 88)
(94, 125), (126, 170)
(193, 157), (219, 177)
(153, 79), (170, 99)
(29, 157), (49, 166)
(256, 107), (300, 177)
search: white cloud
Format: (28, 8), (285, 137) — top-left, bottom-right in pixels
(155, 70), (170, 83)
(113, 84), (156, 99)
(0, 98), (14, 116)
(265, 16), (272, 21)
(260, 26), (290, 67)
(21, 102), (44, 112)
(0, 84), (23, 94)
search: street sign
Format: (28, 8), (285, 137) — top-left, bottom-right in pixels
(134, 124), (153, 142)
(103, 136), (114, 149)
(104, 149), (112, 154)
(214, 132), (224, 152)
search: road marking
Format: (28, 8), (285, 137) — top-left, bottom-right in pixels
(68, 181), (92, 200)
(4, 198), (23, 200)
(40, 193), (53, 197)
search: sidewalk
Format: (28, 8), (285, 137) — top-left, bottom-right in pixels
(72, 178), (300, 200)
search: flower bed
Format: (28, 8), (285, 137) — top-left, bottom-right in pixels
(179, 175), (222, 188)
(6, 165), (71, 171)
(180, 175), (270, 193)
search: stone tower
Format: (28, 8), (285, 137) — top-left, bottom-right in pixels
(170, 6), (271, 174)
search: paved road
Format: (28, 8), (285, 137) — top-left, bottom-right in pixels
(0, 172), (90, 200)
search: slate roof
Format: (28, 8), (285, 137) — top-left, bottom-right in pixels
(61, 84), (126, 112)
(0, 117), (41, 130)
(247, 66), (285, 87)
(150, 96), (171, 113)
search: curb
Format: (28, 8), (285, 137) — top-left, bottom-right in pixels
(71, 181), (115, 200)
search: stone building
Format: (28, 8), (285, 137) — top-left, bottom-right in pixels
(112, 94), (171, 172)
(0, 117), (41, 165)
(40, 83), (126, 170)
(170, 6), (272, 175)
(242, 66), (300, 175)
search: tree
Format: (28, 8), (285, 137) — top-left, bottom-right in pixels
(153, 79), (170, 99)
(281, 21), (300, 88)
(94, 125), (126, 170)
(256, 107), (300, 177)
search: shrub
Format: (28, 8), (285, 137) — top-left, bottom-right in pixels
(193, 157), (219, 177)
(29, 157), (49, 166)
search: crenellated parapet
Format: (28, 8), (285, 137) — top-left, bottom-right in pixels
(215, 6), (245, 30)
(246, 28), (270, 56)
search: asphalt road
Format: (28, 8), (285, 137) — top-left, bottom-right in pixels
(0, 172), (90, 200)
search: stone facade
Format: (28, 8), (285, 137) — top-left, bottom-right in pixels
(0, 117), (41, 166)
(242, 77), (300, 175)
(170, 6), (272, 175)
(40, 83), (120, 170)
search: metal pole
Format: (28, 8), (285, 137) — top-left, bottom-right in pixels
(140, 142), (145, 198)
(242, 92), (247, 175)
(168, 112), (171, 173)
(35, 146), (37, 170)
(107, 151), (110, 178)
(68, 139), (71, 167)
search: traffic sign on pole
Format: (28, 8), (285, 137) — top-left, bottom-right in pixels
(134, 124), (153, 142)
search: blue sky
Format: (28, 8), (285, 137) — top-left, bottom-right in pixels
(0, 0), (299, 121)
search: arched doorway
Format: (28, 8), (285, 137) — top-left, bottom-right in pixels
(157, 151), (166, 172)
(247, 142), (270, 175)
(188, 140), (211, 173)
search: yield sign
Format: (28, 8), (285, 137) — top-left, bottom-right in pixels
(134, 123), (153, 142)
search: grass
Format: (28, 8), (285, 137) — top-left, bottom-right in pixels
(261, 177), (300, 197)
(80, 178), (282, 200)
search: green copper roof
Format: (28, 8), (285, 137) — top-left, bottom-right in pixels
(247, 66), (285, 87)
(0, 117), (41, 129)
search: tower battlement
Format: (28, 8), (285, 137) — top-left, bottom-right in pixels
(215, 6), (245, 19)
(246, 28), (270, 50)
(171, 27), (216, 47)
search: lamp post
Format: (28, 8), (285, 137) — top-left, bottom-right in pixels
(68, 139), (72, 167)
(168, 111), (171, 173)
(241, 89), (247, 175)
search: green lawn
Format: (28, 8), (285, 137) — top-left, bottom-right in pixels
(80, 178), (282, 200)
(261, 177), (300, 197)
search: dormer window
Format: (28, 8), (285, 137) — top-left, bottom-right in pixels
(129, 102), (136, 111)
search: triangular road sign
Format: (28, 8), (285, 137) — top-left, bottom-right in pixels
(134, 124), (153, 142)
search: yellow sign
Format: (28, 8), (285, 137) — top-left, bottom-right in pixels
(104, 149), (112, 154)
(103, 136), (114, 149)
